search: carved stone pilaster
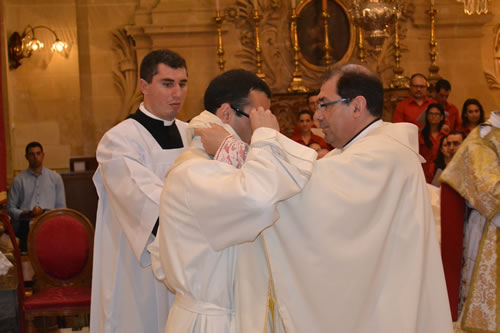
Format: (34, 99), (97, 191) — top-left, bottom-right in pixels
(112, 29), (142, 122)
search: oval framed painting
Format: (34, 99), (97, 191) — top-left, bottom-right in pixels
(295, 0), (355, 71)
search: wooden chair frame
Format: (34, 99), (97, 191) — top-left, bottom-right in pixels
(0, 210), (26, 333)
(25, 208), (94, 333)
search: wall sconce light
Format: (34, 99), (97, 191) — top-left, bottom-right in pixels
(8, 25), (68, 70)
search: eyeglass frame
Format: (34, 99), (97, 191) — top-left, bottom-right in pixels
(317, 98), (352, 111)
(229, 104), (250, 118)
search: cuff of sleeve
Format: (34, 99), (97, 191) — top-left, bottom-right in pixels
(251, 127), (318, 165)
(11, 210), (21, 221)
(214, 135), (234, 161)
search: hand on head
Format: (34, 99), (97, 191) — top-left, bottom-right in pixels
(194, 124), (230, 156)
(249, 107), (280, 132)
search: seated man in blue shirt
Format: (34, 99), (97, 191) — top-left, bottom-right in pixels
(7, 141), (66, 252)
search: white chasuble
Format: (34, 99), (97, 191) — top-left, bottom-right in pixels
(237, 121), (454, 333)
(91, 111), (188, 333)
(148, 111), (316, 333)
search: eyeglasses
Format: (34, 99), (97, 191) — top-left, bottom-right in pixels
(411, 84), (427, 89)
(427, 112), (442, 117)
(317, 98), (351, 110)
(229, 104), (250, 118)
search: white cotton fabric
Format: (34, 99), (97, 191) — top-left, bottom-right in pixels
(91, 116), (188, 333)
(148, 112), (316, 333)
(237, 121), (454, 333)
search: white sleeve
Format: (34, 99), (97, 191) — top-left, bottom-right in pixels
(185, 128), (317, 251)
(96, 129), (163, 266)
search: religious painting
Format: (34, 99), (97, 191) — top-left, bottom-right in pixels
(296, 0), (355, 71)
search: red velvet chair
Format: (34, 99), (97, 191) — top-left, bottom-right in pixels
(24, 208), (94, 333)
(0, 210), (26, 333)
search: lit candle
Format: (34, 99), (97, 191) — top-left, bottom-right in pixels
(322, 0), (327, 12)
(291, 0), (296, 9)
(216, 0), (220, 11)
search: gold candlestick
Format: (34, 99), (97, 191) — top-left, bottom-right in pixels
(390, 12), (409, 88)
(288, 7), (308, 93)
(322, 9), (333, 67)
(427, 4), (440, 82)
(357, 26), (366, 63)
(253, 9), (266, 80)
(215, 10), (225, 72)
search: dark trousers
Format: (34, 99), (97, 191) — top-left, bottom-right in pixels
(14, 218), (30, 253)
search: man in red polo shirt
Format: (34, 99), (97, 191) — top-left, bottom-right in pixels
(393, 73), (436, 128)
(435, 79), (461, 131)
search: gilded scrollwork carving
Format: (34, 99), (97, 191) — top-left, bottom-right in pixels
(112, 28), (143, 123)
(227, 1), (293, 92)
(484, 24), (500, 90)
(226, 0), (413, 92)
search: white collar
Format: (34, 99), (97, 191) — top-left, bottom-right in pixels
(343, 119), (383, 150)
(139, 102), (175, 126)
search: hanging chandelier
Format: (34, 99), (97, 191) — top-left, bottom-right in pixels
(456, 0), (489, 15)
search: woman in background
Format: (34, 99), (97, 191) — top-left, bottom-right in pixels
(419, 103), (448, 183)
(459, 99), (485, 137)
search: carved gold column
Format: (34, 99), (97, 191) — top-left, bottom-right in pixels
(214, 10), (225, 72)
(321, 9), (333, 67)
(253, 9), (266, 80)
(288, 6), (308, 93)
(390, 10), (409, 88)
(427, 3), (440, 82)
(357, 26), (366, 63)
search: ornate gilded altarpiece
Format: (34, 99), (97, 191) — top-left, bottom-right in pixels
(112, 0), (416, 134)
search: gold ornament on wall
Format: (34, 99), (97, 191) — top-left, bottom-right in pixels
(350, 0), (397, 55)
(288, 3), (309, 93)
(427, 2), (441, 83)
(214, 10), (226, 72)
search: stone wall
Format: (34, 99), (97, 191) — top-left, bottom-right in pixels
(2, 0), (500, 182)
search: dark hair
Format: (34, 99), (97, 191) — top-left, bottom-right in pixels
(434, 135), (448, 172)
(461, 98), (485, 127)
(447, 130), (465, 141)
(321, 65), (384, 117)
(25, 141), (43, 155)
(435, 79), (451, 92)
(410, 73), (428, 84)
(421, 103), (445, 149)
(140, 49), (187, 83)
(336, 71), (384, 117)
(203, 69), (271, 117)
(298, 110), (313, 120)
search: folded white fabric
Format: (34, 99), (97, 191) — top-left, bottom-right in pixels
(0, 250), (13, 276)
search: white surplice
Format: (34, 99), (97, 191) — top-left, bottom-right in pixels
(237, 121), (454, 333)
(148, 111), (316, 333)
(91, 107), (188, 333)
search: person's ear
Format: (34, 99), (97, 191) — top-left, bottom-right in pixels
(216, 103), (232, 124)
(139, 79), (149, 95)
(352, 96), (366, 118)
